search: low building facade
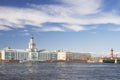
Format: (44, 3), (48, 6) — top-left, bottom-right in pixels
(0, 36), (91, 62)
(66, 51), (91, 62)
(57, 51), (66, 61)
(1, 47), (29, 61)
(38, 51), (57, 61)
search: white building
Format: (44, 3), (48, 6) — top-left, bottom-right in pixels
(29, 52), (38, 61)
(0, 36), (91, 62)
(1, 47), (29, 60)
(57, 51), (66, 60)
(27, 36), (38, 61)
(28, 36), (37, 52)
(38, 51), (57, 61)
(1, 36), (38, 61)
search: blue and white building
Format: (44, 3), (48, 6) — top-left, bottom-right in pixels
(0, 36), (91, 62)
(1, 47), (29, 60)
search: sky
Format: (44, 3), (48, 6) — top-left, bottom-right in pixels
(0, 0), (120, 56)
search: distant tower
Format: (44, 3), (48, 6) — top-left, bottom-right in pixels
(28, 35), (37, 52)
(110, 48), (114, 60)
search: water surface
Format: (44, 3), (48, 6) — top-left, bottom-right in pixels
(0, 62), (120, 80)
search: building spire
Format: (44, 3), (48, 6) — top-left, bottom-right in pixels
(31, 34), (34, 39)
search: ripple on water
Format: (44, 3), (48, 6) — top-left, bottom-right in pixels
(0, 63), (120, 80)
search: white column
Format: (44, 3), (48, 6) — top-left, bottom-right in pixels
(1, 50), (5, 60)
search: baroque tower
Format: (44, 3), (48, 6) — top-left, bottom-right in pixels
(28, 35), (37, 52)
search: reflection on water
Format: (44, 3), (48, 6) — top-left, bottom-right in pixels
(0, 62), (120, 80)
(26, 62), (34, 73)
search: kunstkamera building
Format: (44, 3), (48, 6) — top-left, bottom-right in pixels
(0, 36), (91, 62)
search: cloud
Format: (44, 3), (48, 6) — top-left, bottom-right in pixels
(30, 0), (102, 19)
(24, 32), (30, 36)
(63, 24), (86, 32)
(0, 7), (50, 28)
(0, 25), (11, 31)
(60, 0), (102, 15)
(0, 0), (120, 32)
(40, 27), (65, 32)
(22, 29), (31, 36)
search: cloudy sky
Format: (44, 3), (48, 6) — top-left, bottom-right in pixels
(0, 0), (120, 56)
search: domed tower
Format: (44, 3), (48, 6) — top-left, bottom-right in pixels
(28, 35), (37, 52)
(110, 48), (114, 60)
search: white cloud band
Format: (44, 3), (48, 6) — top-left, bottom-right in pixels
(0, 0), (120, 32)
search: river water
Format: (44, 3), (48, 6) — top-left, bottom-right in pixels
(0, 62), (120, 80)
